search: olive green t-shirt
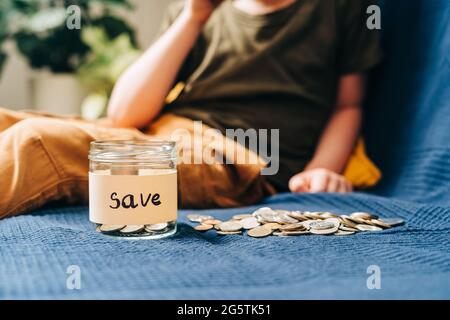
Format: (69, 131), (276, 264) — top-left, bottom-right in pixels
(159, 0), (383, 191)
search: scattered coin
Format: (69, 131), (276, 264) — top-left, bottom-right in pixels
(279, 223), (306, 231)
(240, 217), (260, 229)
(345, 215), (368, 225)
(324, 218), (341, 228)
(145, 223), (168, 232)
(310, 226), (338, 235)
(339, 225), (358, 232)
(218, 221), (243, 232)
(356, 224), (383, 232)
(232, 214), (253, 220)
(304, 212), (324, 220)
(194, 224), (213, 232)
(187, 214), (203, 222)
(99, 224), (125, 233)
(253, 207), (279, 223)
(370, 219), (391, 228)
(273, 232), (289, 237)
(280, 230), (310, 236)
(378, 218), (405, 227)
(288, 211), (308, 221)
(119, 225), (145, 234)
(217, 230), (242, 235)
(248, 226), (273, 238)
(309, 221), (335, 230)
(339, 215), (358, 228)
(202, 219), (222, 225)
(274, 211), (299, 224)
(262, 222), (282, 230)
(252, 207), (276, 216)
(351, 212), (378, 220)
(320, 212), (339, 219)
(334, 230), (355, 236)
(188, 207), (404, 239)
(187, 214), (214, 223)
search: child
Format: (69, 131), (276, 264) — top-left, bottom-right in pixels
(108, 0), (382, 192)
(0, 0), (382, 218)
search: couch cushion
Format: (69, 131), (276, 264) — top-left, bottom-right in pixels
(364, 0), (450, 205)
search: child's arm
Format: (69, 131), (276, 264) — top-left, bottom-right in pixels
(289, 73), (365, 193)
(107, 0), (219, 128)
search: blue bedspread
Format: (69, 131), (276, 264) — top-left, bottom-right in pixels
(1, 193), (449, 299)
(1, 0), (449, 299)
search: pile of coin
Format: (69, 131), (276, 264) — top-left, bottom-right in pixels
(188, 207), (404, 238)
(95, 222), (175, 237)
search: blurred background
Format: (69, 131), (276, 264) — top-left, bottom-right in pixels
(0, 0), (177, 118)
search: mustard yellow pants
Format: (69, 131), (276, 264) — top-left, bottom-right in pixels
(0, 107), (273, 219)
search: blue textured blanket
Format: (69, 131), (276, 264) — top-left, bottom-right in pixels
(1, 0), (449, 299)
(1, 193), (449, 299)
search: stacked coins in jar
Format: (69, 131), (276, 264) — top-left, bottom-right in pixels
(88, 140), (177, 239)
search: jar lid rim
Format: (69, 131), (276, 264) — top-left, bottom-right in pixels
(90, 139), (176, 147)
(89, 139), (177, 163)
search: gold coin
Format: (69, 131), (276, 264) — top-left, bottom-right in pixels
(356, 224), (383, 232)
(217, 230), (242, 235)
(287, 211), (308, 221)
(119, 225), (145, 234)
(145, 223), (168, 231)
(248, 226), (273, 238)
(218, 221), (243, 232)
(320, 212), (339, 219)
(232, 214), (253, 220)
(194, 224), (213, 231)
(280, 230), (310, 236)
(339, 225), (358, 232)
(279, 223), (306, 231)
(339, 215), (358, 228)
(343, 215), (366, 225)
(99, 224), (125, 233)
(202, 219), (222, 225)
(304, 212), (323, 220)
(262, 222), (282, 230)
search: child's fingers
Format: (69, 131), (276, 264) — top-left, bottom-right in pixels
(289, 175), (308, 193)
(309, 172), (329, 192)
(337, 180), (348, 193)
(326, 176), (340, 192)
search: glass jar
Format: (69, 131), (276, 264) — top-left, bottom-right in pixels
(88, 140), (177, 239)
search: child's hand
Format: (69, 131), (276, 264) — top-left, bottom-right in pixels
(289, 168), (353, 193)
(182, 0), (223, 25)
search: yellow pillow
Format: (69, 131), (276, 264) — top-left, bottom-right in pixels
(343, 138), (381, 189)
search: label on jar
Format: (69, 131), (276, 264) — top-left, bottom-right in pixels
(89, 170), (177, 225)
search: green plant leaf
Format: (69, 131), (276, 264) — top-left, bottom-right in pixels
(91, 15), (137, 47)
(23, 8), (67, 33)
